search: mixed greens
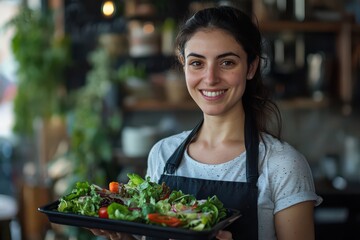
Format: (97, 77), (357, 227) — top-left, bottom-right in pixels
(57, 173), (227, 230)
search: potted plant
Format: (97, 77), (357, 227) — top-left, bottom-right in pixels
(65, 46), (123, 186)
(4, 5), (73, 239)
(6, 6), (71, 136)
(117, 60), (150, 101)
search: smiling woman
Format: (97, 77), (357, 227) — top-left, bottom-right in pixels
(91, 5), (322, 240)
(146, 6), (322, 240)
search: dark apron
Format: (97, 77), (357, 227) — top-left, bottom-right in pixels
(147, 115), (259, 240)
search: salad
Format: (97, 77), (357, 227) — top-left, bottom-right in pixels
(57, 173), (227, 231)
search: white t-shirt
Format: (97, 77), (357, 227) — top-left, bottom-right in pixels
(146, 131), (323, 240)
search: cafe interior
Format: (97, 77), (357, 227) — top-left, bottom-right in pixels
(0, 0), (360, 239)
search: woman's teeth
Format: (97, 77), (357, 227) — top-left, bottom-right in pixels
(202, 90), (225, 97)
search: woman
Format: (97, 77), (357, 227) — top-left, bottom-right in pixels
(92, 5), (322, 240)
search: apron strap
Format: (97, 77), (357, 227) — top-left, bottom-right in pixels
(163, 120), (203, 174)
(244, 111), (259, 185)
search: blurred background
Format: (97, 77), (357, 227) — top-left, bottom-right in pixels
(0, 0), (359, 239)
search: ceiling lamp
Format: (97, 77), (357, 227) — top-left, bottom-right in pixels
(102, 1), (116, 18)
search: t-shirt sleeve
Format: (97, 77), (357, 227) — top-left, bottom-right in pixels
(267, 143), (322, 214)
(146, 140), (164, 183)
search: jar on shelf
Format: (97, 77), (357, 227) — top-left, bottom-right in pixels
(128, 20), (160, 57)
(121, 126), (157, 157)
(98, 33), (128, 58)
(165, 70), (189, 103)
(161, 18), (176, 56)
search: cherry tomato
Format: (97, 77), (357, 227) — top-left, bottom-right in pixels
(109, 182), (119, 193)
(98, 206), (109, 218)
(147, 213), (182, 227)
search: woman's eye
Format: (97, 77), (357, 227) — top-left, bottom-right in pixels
(189, 61), (202, 67)
(221, 60), (234, 66)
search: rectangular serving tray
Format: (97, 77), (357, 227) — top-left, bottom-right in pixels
(38, 200), (241, 240)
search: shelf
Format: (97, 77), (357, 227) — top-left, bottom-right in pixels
(123, 98), (329, 111)
(277, 97), (329, 110)
(315, 179), (360, 195)
(352, 24), (360, 33)
(123, 99), (199, 112)
(259, 20), (343, 33)
(123, 98), (329, 112)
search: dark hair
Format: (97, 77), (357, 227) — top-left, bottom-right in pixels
(175, 6), (282, 139)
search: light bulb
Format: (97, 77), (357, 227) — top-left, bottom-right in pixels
(102, 1), (115, 17)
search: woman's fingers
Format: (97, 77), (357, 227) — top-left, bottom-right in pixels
(87, 228), (122, 239)
(87, 228), (105, 236)
(216, 230), (233, 240)
(109, 231), (122, 240)
(87, 228), (136, 240)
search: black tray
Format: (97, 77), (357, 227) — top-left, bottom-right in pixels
(38, 200), (241, 240)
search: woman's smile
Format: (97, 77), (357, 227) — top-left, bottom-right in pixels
(201, 89), (227, 99)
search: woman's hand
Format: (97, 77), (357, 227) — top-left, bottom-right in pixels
(216, 230), (233, 240)
(88, 229), (135, 240)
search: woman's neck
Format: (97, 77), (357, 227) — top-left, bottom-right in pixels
(199, 108), (245, 146)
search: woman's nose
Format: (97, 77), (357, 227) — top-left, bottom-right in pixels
(204, 65), (219, 85)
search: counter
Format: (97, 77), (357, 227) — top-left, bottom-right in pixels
(315, 179), (360, 240)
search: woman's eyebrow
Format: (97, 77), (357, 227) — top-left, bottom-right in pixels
(186, 53), (205, 59)
(217, 52), (241, 59)
(186, 52), (240, 59)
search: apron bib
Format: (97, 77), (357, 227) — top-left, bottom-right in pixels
(148, 115), (259, 240)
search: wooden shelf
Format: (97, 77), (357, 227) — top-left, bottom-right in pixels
(123, 99), (199, 112)
(259, 20), (343, 33)
(277, 97), (329, 110)
(123, 97), (329, 112)
(352, 24), (360, 33)
(123, 98), (329, 111)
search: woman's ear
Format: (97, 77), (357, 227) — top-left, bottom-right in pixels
(176, 48), (185, 67)
(178, 54), (185, 67)
(247, 56), (260, 80)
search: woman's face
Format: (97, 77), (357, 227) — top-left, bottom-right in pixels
(183, 28), (258, 116)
